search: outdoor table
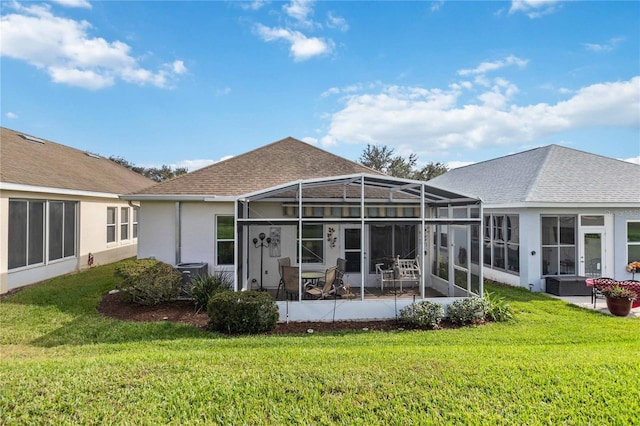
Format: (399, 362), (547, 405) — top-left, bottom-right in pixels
(301, 271), (325, 286)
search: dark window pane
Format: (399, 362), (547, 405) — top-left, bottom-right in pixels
(369, 225), (392, 272)
(559, 217), (575, 245)
(107, 207), (116, 225)
(345, 252), (361, 273)
(133, 224), (138, 239)
(581, 215), (604, 226)
(542, 247), (558, 275)
(217, 241), (234, 265)
(493, 242), (505, 269)
(107, 226), (116, 243)
(28, 201), (44, 265)
(217, 216), (234, 239)
(559, 247), (576, 275)
(301, 240), (323, 263)
(628, 222), (640, 243)
(394, 225), (416, 259)
(63, 202), (76, 257)
(8, 201), (27, 269)
(507, 244), (519, 273)
(542, 217), (558, 245)
(507, 215), (519, 244)
(49, 202), (63, 261)
(121, 224), (128, 240)
(344, 228), (360, 250)
(628, 245), (640, 263)
(483, 241), (491, 266)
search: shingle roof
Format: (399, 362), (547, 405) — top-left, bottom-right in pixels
(428, 144), (640, 205)
(129, 137), (383, 197)
(1, 127), (155, 194)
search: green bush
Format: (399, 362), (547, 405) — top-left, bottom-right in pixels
(114, 259), (182, 306)
(399, 301), (444, 329)
(483, 290), (514, 322)
(447, 297), (489, 325)
(207, 291), (279, 334)
(187, 271), (233, 313)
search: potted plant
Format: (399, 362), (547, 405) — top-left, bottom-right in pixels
(600, 284), (637, 317)
(626, 261), (640, 280)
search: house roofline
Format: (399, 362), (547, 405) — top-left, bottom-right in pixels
(1, 182), (120, 199)
(482, 202), (640, 209)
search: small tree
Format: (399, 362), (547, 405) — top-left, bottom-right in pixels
(359, 144), (448, 181)
(110, 156), (188, 182)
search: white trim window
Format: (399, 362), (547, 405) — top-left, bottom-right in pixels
(298, 223), (324, 264)
(483, 214), (519, 274)
(541, 215), (576, 276)
(8, 199), (77, 270)
(120, 207), (129, 241)
(132, 207), (139, 239)
(216, 215), (234, 266)
(107, 207), (117, 243)
(627, 221), (640, 264)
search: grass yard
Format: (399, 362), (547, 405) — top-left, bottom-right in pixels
(1, 262), (639, 425)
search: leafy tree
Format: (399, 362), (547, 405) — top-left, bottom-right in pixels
(110, 156), (188, 182)
(359, 144), (448, 181)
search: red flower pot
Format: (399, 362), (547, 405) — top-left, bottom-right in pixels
(606, 297), (632, 317)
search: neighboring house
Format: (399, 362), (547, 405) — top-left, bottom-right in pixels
(0, 127), (154, 294)
(121, 137), (482, 321)
(429, 144), (640, 292)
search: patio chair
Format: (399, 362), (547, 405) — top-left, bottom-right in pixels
(336, 258), (347, 285)
(590, 277), (615, 309)
(376, 263), (395, 290)
(305, 267), (337, 299)
(276, 257), (291, 299)
(394, 256), (421, 291)
(281, 265), (301, 300)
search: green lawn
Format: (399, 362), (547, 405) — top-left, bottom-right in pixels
(1, 262), (638, 425)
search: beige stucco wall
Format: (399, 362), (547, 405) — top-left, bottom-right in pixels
(1, 188), (139, 294)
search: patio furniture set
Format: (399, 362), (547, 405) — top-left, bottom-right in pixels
(276, 257), (348, 300)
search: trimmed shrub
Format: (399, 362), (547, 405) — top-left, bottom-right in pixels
(114, 259), (182, 306)
(207, 291), (278, 334)
(187, 271), (233, 313)
(399, 301), (444, 329)
(447, 297), (489, 325)
(483, 290), (514, 322)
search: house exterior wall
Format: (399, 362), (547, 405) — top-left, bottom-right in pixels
(482, 206), (639, 292)
(137, 201), (178, 266)
(0, 188), (138, 294)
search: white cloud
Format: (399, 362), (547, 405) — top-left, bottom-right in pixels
(623, 156), (640, 165)
(0, 3), (187, 90)
(583, 37), (624, 53)
(216, 87), (232, 96)
(6, 112), (19, 119)
(175, 159), (216, 172)
(446, 160), (475, 170)
(254, 24), (333, 61)
(509, 0), (560, 18)
(326, 12), (348, 32)
(430, 1), (444, 13)
(458, 55), (528, 76)
(50, 0), (92, 8)
(319, 76), (640, 158)
(301, 136), (318, 145)
(283, 0), (315, 27)
(239, 1), (268, 11)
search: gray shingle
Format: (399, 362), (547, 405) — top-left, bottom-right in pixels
(428, 145), (640, 205)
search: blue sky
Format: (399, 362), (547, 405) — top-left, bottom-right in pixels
(2, 0), (639, 172)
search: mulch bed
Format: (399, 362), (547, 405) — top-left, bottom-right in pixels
(98, 292), (462, 334)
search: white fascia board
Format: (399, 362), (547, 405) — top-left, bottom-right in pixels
(119, 194), (238, 202)
(0, 182), (119, 199)
(483, 202), (640, 209)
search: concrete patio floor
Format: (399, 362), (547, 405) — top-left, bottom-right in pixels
(549, 293), (640, 318)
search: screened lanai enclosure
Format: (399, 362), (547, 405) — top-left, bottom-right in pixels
(233, 173), (483, 321)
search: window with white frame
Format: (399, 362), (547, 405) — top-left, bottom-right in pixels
(107, 207), (117, 243)
(8, 199), (77, 270)
(628, 221), (640, 264)
(133, 207), (139, 239)
(120, 207), (129, 240)
(297, 224), (324, 264)
(541, 215), (576, 276)
(216, 216), (234, 265)
(483, 214), (520, 274)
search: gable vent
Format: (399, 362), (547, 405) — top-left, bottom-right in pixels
(20, 134), (45, 144)
(85, 152), (101, 159)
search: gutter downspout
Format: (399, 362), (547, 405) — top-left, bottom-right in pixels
(175, 202), (182, 266)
